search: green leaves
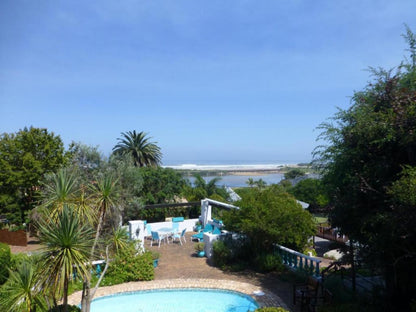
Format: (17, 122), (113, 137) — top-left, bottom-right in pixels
(0, 127), (66, 224)
(223, 187), (315, 253)
(0, 259), (46, 312)
(37, 205), (94, 308)
(112, 131), (162, 167)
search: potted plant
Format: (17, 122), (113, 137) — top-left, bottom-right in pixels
(193, 221), (202, 232)
(194, 242), (205, 257)
(152, 251), (160, 268)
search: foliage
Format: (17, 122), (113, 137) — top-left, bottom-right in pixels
(130, 166), (188, 222)
(194, 242), (205, 252)
(107, 156), (143, 223)
(183, 173), (229, 202)
(0, 127), (67, 224)
(37, 205), (94, 310)
(212, 240), (232, 269)
(109, 227), (130, 254)
(254, 253), (284, 273)
(314, 27), (416, 310)
(284, 168), (306, 180)
(0, 243), (11, 285)
(0, 259), (46, 312)
(112, 130), (162, 167)
(49, 305), (81, 312)
(223, 186), (315, 253)
(255, 308), (289, 312)
(67, 142), (104, 182)
(246, 178), (267, 189)
(103, 244), (154, 285)
(289, 178), (329, 209)
(140, 167), (186, 205)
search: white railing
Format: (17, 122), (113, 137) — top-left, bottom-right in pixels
(275, 244), (321, 278)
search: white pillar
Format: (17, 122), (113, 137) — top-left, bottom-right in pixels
(128, 220), (145, 250)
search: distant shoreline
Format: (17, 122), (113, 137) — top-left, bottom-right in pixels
(164, 163), (311, 177)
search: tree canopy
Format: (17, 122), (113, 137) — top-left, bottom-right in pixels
(222, 186), (315, 253)
(315, 26), (416, 310)
(0, 127), (67, 224)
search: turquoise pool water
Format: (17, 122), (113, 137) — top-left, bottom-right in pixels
(91, 288), (259, 312)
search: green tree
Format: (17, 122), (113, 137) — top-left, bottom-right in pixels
(37, 205), (94, 312)
(284, 168), (305, 180)
(315, 27), (416, 310)
(0, 127), (67, 224)
(0, 259), (46, 312)
(290, 178), (329, 209)
(67, 142), (104, 182)
(223, 186), (315, 253)
(253, 178), (267, 190)
(112, 131), (162, 167)
(246, 178), (255, 187)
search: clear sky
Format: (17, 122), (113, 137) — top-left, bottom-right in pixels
(1, 1), (415, 165)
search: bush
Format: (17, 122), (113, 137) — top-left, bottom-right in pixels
(49, 304), (81, 312)
(254, 253), (284, 273)
(212, 240), (231, 268)
(102, 244), (154, 286)
(0, 243), (11, 284)
(255, 307), (289, 312)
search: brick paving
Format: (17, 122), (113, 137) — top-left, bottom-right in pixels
(67, 232), (299, 310)
(13, 233), (304, 311)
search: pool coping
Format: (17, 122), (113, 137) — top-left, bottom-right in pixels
(68, 278), (290, 310)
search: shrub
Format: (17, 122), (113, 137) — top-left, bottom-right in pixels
(194, 242), (205, 252)
(102, 245), (154, 286)
(0, 243), (11, 284)
(49, 304), (81, 312)
(212, 240), (231, 268)
(255, 307), (289, 312)
(254, 253), (284, 273)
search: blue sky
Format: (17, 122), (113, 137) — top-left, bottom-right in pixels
(1, 1), (415, 165)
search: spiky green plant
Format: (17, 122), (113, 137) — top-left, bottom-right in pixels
(0, 260), (46, 312)
(38, 205), (94, 312)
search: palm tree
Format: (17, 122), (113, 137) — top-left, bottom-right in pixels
(112, 131), (162, 167)
(37, 205), (94, 312)
(39, 168), (97, 226)
(81, 173), (119, 312)
(0, 260), (46, 312)
(246, 178), (255, 187)
(254, 178), (267, 190)
(40, 168), (79, 217)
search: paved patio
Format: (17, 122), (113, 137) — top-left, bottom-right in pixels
(67, 232), (299, 311)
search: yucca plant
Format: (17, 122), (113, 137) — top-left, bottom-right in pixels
(38, 205), (94, 312)
(0, 259), (46, 312)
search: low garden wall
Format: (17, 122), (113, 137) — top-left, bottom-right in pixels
(0, 229), (27, 246)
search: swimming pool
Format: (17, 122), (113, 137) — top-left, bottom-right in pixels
(90, 288), (259, 312)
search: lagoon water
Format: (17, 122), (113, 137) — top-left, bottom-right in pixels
(186, 173), (284, 188)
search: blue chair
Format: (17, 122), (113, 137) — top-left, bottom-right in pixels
(173, 228), (187, 245)
(172, 222), (179, 234)
(191, 223), (213, 242)
(151, 231), (164, 248)
(145, 224), (152, 244)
